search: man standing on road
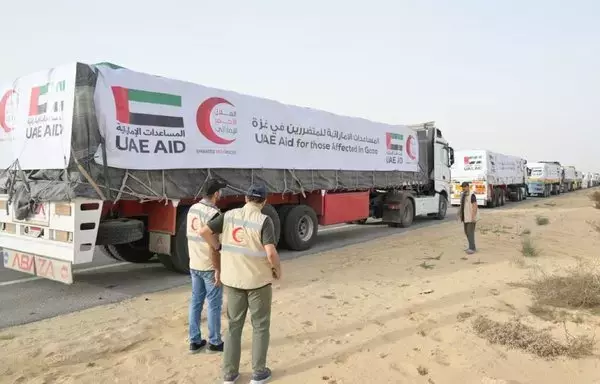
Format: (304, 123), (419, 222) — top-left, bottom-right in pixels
(187, 178), (227, 354)
(459, 181), (479, 254)
(200, 183), (281, 384)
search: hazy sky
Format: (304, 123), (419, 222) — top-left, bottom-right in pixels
(1, 0), (598, 171)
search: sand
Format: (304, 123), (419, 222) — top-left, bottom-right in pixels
(1, 190), (600, 384)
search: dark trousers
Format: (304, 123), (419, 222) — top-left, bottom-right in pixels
(464, 222), (476, 250)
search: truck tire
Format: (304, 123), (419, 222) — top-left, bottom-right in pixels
(157, 206), (190, 274)
(96, 218), (144, 245)
(281, 205), (318, 251)
(277, 205), (294, 248)
(399, 198), (415, 227)
(102, 244), (155, 263)
(516, 188), (522, 202)
(262, 204), (281, 246)
(435, 194), (447, 220)
(500, 190), (505, 206)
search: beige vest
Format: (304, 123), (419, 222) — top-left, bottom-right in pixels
(463, 192), (480, 223)
(187, 200), (220, 271)
(220, 203), (271, 290)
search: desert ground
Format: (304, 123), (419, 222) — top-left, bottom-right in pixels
(1, 189), (600, 384)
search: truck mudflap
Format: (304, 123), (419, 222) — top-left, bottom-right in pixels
(0, 195), (103, 284)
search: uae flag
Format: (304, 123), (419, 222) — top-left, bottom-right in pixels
(29, 84), (50, 116)
(111, 86), (184, 128)
(385, 132), (403, 152)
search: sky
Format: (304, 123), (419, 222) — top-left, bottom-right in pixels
(1, 0), (598, 171)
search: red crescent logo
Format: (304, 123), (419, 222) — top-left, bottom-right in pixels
(0, 90), (16, 133)
(232, 227), (243, 243)
(406, 135), (416, 160)
(196, 97), (236, 145)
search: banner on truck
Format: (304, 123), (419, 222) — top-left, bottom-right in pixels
(0, 63), (77, 170)
(93, 66), (419, 172)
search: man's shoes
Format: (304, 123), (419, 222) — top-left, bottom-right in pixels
(223, 372), (240, 384)
(465, 249), (476, 255)
(189, 339), (207, 354)
(250, 368), (272, 384)
(207, 342), (224, 353)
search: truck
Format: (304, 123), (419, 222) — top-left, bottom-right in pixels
(527, 161), (562, 197)
(450, 150), (528, 208)
(0, 62), (455, 284)
(561, 165), (577, 192)
(574, 169), (583, 190)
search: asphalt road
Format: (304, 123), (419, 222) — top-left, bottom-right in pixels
(0, 208), (459, 329)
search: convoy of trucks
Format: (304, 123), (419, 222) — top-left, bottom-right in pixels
(0, 63), (455, 284)
(0, 63), (597, 285)
(450, 150), (528, 208)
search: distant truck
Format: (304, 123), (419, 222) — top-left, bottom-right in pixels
(450, 150), (528, 208)
(574, 169), (584, 190)
(561, 165), (578, 192)
(594, 173), (600, 187)
(527, 161), (562, 197)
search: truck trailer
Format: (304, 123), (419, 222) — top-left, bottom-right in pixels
(450, 150), (527, 208)
(0, 62), (455, 284)
(561, 165), (577, 192)
(527, 161), (562, 197)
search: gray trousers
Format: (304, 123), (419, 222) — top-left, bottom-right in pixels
(223, 284), (272, 375)
(464, 222), (476, 250)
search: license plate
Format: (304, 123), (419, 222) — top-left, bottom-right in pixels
(2, 248), (73, 284)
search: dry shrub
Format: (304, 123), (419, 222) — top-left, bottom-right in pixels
(528, 260), (600, 309)
(535, 216), (550, 226)
(587, 220), (600, 233)
(590, 191), (600, 209)
(472, 315), (593, 358)
(521, 236), (539, 257)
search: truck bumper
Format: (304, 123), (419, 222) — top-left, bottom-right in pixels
(528, 182), (545, 196)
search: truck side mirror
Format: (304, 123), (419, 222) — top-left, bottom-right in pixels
(448, 147), (455, 166)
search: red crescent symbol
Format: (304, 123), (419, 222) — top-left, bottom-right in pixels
(196, 97), (235, 145)
(232, 227), (243, 243)
(406, 135), (417, 160)
(0, 90), (15, 133)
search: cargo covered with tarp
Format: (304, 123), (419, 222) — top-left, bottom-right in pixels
(0, 63), (432, 209)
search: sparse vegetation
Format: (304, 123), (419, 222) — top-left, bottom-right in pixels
(528, 303), (584, 324)
(521, 236), (539, 257)
(419, 261), (434, 270)
(526, 260), (600, 309)
(587, 220), (600, 233)
(590, 190), (600, 209)
(519, 228), (531, 236)
(472, 315), (594, 359)
(457, 311), (474, 322)
(416, 366), (429, 376)
(535, 216), (550, 226)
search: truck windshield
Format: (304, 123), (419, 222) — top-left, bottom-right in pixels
(530, 168), (543, 176)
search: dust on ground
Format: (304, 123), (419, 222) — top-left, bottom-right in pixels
(2, 189), (600, 384)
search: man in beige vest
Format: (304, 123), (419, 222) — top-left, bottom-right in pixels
(459, 181), (479, 254)
(187, 178), (227, 354)
(200, 183), (281, 384)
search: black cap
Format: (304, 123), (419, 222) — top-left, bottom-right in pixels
(205, 179), (227, 196)
(461, 181), (470, 188)
(246, 183), (267, 200)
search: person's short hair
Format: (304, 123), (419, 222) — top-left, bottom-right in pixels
(205, 179), (227, 197)
(461, 181), (470, 188)
(246, 183), (267, 203)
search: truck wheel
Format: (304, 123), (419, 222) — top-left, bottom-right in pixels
(102, 244), (155, 263)
(500, 190), (505, 206)
(493, 189), (500, 207)
(157, 206), (190, 274)
(435, 194), (447, 220)
(399, 198), (415, 228)
(262, 204), (281, 246)
(282, 205), (318, 251)
(516, 188), (522, 201)
(277, 205), (294, 248)
(96, 218), (144, 245)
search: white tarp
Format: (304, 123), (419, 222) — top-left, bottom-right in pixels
(93, 66), (419, 172)
(451, 150), (527, 185)
(0, 63), (77, 170)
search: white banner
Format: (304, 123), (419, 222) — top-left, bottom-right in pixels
(0, 63), (77, 170)
(93, 66), (419, 172)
